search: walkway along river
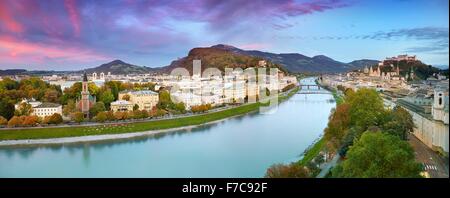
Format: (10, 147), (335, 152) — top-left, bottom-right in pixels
(0, 77), (335, 178)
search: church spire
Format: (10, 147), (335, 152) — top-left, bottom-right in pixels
(83, 72), (88, 82)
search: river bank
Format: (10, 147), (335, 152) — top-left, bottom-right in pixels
(0, 87), (299, 146)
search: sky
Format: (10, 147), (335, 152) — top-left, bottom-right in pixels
(0, 0), (448, 71)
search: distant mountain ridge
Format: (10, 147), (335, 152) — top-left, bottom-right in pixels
(81, 59), (156, 74)
(160, 46), (288, 75)
(209, 44), (380, 73)
(2, 44), (387, 75)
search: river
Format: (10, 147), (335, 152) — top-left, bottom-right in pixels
(0, 77), (335, 178)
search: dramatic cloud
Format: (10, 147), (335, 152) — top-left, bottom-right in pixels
(0, 0), (351, 69)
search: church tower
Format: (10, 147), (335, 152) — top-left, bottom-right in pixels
(81, 72), (90, 117)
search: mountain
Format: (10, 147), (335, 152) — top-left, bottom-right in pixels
(0, 69), (27, 76)
(161, 46), (288, 75)
(210, 44), (378, 73)
(82, 59), (157, 74)
(347, 59), (381, 69)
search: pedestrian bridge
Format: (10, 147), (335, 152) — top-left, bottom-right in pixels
(299, 84), (321, 90)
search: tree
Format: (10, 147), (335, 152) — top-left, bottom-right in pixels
(313, 153), (325, 166)
(114, 111), (128, 120)
(382, 106), (414, 140)
(0, 98), (14, 120)
(49, 113), (63, 124)
(133, 104), (139, 111)
(174, 102), (186, 113)
(89, 102), (106, 118)
(346, 88), (384, 129)
(14, 102), (33, 116)
(63, 99), (77, 117)
(99, 90), (115, 108)
(157, 90), (173, 110)
(0, 116), (8, 126)
(22, 115), (39, 126)
(122, 94), (130, 101)
(324, 103), (351, 153)
(72, 112), (85, 123)
(265, 163), (310, 178)
(7, 116), (23, 128)
(105, 111), (115, 121)
(94, 111), (108, 123)
(43, 89), (60, 103)
(335, 132), (422, 178)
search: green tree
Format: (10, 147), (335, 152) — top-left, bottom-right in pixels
(14, 102), (33, 116)
(94, 111), (108, 123)
(382, 106), (414, 140)
(99, 90), (115, 108)
(346, 88), (384, 129)
(334, 132), (422, 178)
(157, 90), (173, 109)
(0, 77), (19, 90)
(89, 102), (106, 117)
(0, 98), (15, 120)
(133, 104), (139, 111)
(174, 102), (186, 113)
(63, 99), (77, 117)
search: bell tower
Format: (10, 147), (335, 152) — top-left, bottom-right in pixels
(81, 72), (90, 117)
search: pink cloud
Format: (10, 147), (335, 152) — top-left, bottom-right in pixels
(0, 3), (24, 33)
(64, 0), (81, 37)
(0, 36), (110, 66)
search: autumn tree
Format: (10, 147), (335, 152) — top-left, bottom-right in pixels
(49, 113), (63, 124)
(324, 103), (351, 153)
(94, 111), (108, 123)
(43, 89), (60, 103)
(265, 163), (310, 178)
(22, 115), (39, 126)
(122, 94), (130, 101)
(72, 112), (85, 123)
(7, 116), (23, 128)
(14, 102), (33, 116)
(0, 116), (8, 126)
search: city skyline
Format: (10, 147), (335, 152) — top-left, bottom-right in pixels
(0, 0), (449, 70)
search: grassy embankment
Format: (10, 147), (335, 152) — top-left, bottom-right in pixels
(297, 138), (325, 166)
(0, 87), (299, 141)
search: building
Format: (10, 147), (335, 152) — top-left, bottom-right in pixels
(118, 90), (159, 111)
(396, 84), (449, 154)
(76, 73), (96, 117)
(14, 99), (62, 118)
(110, 100), (134, 112)
(15, 98), (42, 109)
(32, 103), (63, 117)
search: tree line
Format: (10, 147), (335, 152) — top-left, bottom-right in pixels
(265, 88), (422, 178)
